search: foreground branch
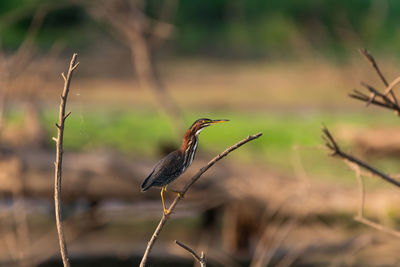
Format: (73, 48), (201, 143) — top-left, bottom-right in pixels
(139, 132), (263, 267)
(175, 240), (206, 267)
(322, 126), (400, 188)
(54, 53), (79, 267)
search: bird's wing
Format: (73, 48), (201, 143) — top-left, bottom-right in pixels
(141, 151), (184, 191)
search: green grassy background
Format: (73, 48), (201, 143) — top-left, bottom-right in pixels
(6, 107), (400, 186)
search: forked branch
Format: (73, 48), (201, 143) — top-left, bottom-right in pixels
(54, 53), (79, 267)
(139, 132), (263, 267)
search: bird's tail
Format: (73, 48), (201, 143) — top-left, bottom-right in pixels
(141, 170), (154, 191)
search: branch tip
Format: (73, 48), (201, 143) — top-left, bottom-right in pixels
(175, 240), (206, 266)
(71, 62), (80, 71)
(64, 111), (71, 120)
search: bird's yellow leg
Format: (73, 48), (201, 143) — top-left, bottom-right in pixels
(165, 185), (183, 198)
(161, 187), (168, 214)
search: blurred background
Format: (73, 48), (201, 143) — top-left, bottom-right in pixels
(1, 0), (400, 266)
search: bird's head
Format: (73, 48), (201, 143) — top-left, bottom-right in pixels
(189, 118), (229, 136)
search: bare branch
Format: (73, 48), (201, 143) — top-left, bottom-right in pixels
(358, 48), (398, 106)
(322, 126), (400, 188)
(139, 132), (263, 267)
(360, 82), (392, 105)
(349, 90), (393, 110)
(359, 48), (389, 87)
(175, 240), (206, 267)
(351, 49), (400, 113)
(324, 126), (400, 238)
(54, 53), (79, 267)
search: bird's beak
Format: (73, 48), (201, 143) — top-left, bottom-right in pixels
(210, 119), (229, 124)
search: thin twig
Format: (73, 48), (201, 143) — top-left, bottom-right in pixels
(384, 76), (400, 97)
(139, 132), (263, 267)
(359, 48), (389, 86)
(360, 82), (393, 106)
(350, 163), (364, 218)
(354, 216), (400, 238)
(359, 48), (398, 105)
(54, 53), (79, 267)
(349, 90), (393, 110)
(322, 126), (400, 187)
(175, 240), (206, 267)
(359, 48), (397, 104)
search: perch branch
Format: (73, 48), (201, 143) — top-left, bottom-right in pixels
(322, 126), (400, 188)
(175, 240), (206, 267)
(139, 132), (263, 267)
(54, 53), (79, 267)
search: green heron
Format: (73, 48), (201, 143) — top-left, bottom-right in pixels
(141, 118), (228, 214)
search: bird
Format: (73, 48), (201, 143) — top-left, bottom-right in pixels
(141, 118), (229, 214)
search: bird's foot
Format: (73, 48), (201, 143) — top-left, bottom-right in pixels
(164, 207), (175, 215)
(165, 187), (184, 199)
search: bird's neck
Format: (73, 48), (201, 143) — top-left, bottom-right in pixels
(180, 130), (199, 169)
(180, 130), (198, 152)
